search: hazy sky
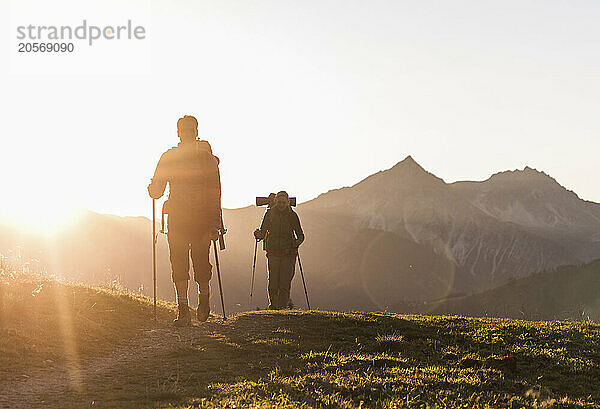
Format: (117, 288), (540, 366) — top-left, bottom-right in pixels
(1, 0), (599, 227)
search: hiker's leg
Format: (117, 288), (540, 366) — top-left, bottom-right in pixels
(167, 229), (192, 325)
(167, 228), (191, 284)
(174, 279), (189, 308)
(191, 231), (212, 321)
(190, 230), (212, 289)
(267, 255), (282, 309)
(278, 254), (296, 309)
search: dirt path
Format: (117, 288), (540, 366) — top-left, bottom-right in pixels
(0, 318), (226, 409)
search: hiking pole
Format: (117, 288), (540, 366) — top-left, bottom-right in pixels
(249, 239), (258, 304)
(152, 199), (157, 323)
(296, 253), (311, 310)
(213, 240), (227, 321)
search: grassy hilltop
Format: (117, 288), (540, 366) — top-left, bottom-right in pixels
(2, 271), (600, 408)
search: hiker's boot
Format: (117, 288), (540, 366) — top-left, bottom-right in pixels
(197, 293), (210, 322)
(173, 305), (191, 327)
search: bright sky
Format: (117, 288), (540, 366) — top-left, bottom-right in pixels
(1, 0), (599, 229)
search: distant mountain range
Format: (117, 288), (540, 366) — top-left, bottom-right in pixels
(297, 156), (600, 307)
(2, 156), (600, 315)
(402, 258), (600, 322)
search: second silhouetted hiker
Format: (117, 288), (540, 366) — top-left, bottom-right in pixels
(254, 191), (305, 309)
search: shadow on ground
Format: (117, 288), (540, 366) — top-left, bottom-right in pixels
(27, 310), (600, 408)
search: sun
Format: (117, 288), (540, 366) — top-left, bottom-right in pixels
(0, 195), (81, 237)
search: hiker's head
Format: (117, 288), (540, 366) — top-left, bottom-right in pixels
(275, 191), (290, 210)
(177, 115), (198, 142)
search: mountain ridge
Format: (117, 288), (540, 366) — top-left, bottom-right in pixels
(403, 258), (600, 321)
(2, 156), (600, 312)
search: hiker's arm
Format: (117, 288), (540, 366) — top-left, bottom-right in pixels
(254, 211), (270, 240)
(207, 157), (222, 231)
(293, 212), (305, 247)
(148, 153), (168, 199)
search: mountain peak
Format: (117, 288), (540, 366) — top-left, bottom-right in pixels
(489, 166), (553, 183)
(482, 166), (571, 197)
(304, 155), (445, 207)
(389, 155), (427, 174)
(382, 155), (445, 186)
(522, 166), (545, 175)
(395, 155), (419, 168)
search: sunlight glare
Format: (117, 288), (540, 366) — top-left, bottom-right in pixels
(0, 187), (81, 236)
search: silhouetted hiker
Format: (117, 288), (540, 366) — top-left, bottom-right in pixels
(148, 115), (221, 326)
(254, 191), (304, 309)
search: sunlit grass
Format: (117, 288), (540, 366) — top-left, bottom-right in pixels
(0, 269), (174, 376)
(2, 271), (600, 408)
